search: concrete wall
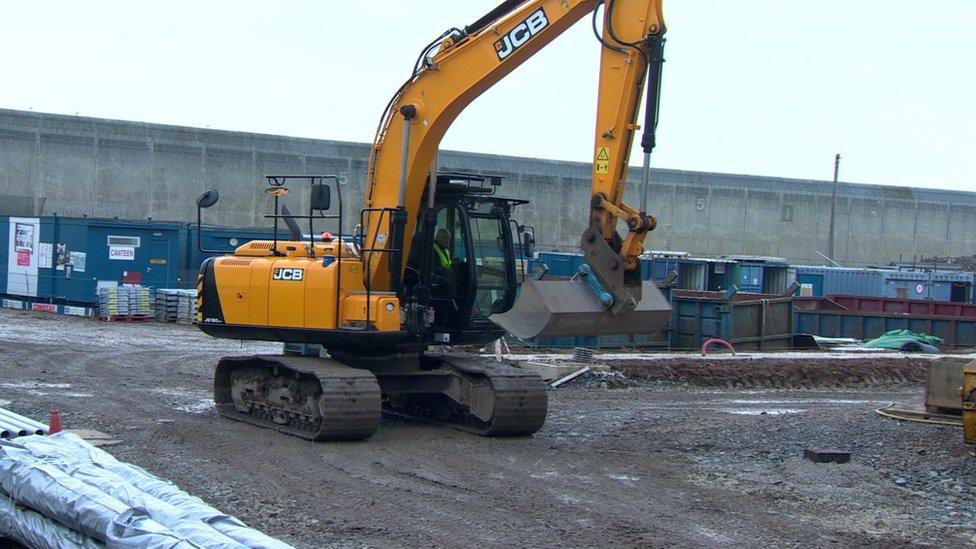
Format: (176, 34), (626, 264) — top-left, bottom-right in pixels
(1, 108), (973, 267)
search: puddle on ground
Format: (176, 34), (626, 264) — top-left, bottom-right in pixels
(0, 382), (72, 389)
(720, 408), (806, 416)
(727, 398), (887, 406)
(175, 399), (214, 414)
(149, 387), (201, 397)
(530, 471), (559, 480)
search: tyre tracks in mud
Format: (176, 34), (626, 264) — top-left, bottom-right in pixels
(0, 308), (969, 546)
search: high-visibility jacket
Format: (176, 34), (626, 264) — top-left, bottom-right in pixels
(433, 243), (451, 269)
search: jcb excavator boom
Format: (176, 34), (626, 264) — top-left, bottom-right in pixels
(363, 0), (669, 337)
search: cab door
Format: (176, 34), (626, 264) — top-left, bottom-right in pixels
(425, 202), (472, 330)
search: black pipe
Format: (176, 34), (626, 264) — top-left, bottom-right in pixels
(389, 208), (408, 297)
(280, 204), (303, 241)
(640, 35), (666, 154)
(272, 195), (280, 254)
(418, 206), (437, 294)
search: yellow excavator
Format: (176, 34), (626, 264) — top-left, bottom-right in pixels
(194, 0), (671, 440)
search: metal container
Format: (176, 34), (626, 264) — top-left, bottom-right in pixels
(528, 252), (585, 278)
(0, 216), (183, 307)
(643, 256), (681, 282)
(794, 265), (885, 298)
(670, 289), (794, 350)
(881, 270), (930, 300)
(794, 296), (976, 349)
(828, 295), (976, 318)
(737, 264), (764, 293)
(930, 272), (974, 303)
(795, 266), (974, 304)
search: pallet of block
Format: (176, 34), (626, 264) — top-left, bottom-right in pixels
(155, 289), (197, 324)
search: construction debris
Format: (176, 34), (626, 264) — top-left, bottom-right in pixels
(931, 254), (976, 272)
(62, 429), (121, 448)
(803, 449), (851, 464)
(573, 347), (596, 364)
(551, 366), (592, 388)
(518, 361), (607, 382)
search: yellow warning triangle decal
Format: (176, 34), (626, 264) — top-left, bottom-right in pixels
(596, 147), (610, 161)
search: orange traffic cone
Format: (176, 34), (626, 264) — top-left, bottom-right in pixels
(48, 409), (62, 434)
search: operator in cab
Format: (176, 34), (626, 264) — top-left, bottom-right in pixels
(432, 228), (455, 293)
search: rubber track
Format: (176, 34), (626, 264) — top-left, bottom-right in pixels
(214, 355), (381, 441)
(384, 358), (548, 437)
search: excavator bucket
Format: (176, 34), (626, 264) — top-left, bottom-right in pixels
(491, 277), (671, 340)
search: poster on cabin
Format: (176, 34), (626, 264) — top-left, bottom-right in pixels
(7, 218), (40, 297)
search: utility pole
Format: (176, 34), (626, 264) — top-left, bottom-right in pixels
(827, 153), (841, 263)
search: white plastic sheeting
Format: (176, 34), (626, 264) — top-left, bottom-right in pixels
(0, 495), (103, 549)
(0, 433), (292, 549)
(21, 433), (292, 548)
(0, 441), (198, 547)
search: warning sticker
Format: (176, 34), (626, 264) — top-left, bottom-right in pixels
(595, 147), (611, 174)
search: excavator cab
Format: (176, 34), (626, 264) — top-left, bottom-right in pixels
(404, 172), (524, 346)
(403, 172), (672, 347)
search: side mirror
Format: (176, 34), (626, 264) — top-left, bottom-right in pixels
(196, 188), (219, 209)
(195, 188), (223, 254)
(311, 183), (331, 211)
(521, 226), (536, 258)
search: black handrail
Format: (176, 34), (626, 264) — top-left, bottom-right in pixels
(358, 207), (403, 331)
(262, 174), (344, 329)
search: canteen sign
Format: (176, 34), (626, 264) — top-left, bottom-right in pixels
(109, 245), (136, 261)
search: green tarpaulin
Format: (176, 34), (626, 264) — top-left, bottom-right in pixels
(863, 329), (943, 350)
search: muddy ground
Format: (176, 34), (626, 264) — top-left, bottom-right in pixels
(0, 308), (974, 547)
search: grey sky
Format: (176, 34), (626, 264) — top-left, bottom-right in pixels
(2, 1), (972, 191)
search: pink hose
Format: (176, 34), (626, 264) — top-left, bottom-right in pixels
(701, 338), (735, 356)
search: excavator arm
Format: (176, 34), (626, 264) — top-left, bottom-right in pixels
(363, 0), (670, 338)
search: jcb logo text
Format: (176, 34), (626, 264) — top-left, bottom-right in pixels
(494, 9), (549, 61)
(273, 268), (304, 281)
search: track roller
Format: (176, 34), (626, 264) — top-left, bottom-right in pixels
(377, 356), (548, 436)
(214, 355), (382, 441)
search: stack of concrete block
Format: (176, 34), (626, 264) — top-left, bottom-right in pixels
(176, 292), (197, 325)
(154, 289), (197, 324)
(97, 286), (152, 320)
